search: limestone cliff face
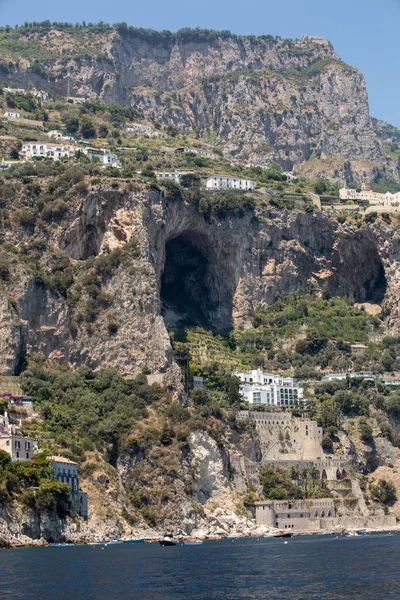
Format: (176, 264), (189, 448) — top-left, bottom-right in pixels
(0, 27), (394, 178)
(0, 185), (398, 378)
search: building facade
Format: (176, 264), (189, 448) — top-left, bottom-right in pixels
(233, 369), (304, 407)
(206, 175), (256, 191)
(49, 456), (88, 519)
(339, 187), (400, 206)
(321, 371), (374, 382)
(21, 141), (76, 161)
(82, 147), (120, 167)
(157, 169), (197, 184)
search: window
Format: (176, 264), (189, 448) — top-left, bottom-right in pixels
(25, 442), (30, 450)
(16, 451), (19, 458)
(15, 440), (20, 449)
(26, 453), (29, 459)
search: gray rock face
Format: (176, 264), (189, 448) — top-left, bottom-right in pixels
(1, 28), (395, 178)
(0, 187), (398, 378)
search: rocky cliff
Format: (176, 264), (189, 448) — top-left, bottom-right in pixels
(0, 25), (396, 180)
(0, 181), (399, 378)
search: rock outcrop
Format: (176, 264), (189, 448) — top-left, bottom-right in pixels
(0, 26), (396, 180)
(0, 186), (398, 377)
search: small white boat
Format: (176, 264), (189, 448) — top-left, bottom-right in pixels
(183, 539), (203, 546)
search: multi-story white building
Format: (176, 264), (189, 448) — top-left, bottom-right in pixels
(82, 147), (121, 167)
(49, 456), (88, 519)
(339, 188), (400, 206)
(21, 141), (76, 161)
(233, 368), (304, 407)
(206, 175), (256, 191)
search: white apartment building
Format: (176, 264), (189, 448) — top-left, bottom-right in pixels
(157, 169), (197, 184)
(206, 175), (256, 191)
(339, 188), (400, 206)
(21, 141), (76, 161)
(233, 368), (304, 407)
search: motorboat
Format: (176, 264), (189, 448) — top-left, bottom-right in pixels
(159, 534), (177, 547)
(124, 538), (145, 544)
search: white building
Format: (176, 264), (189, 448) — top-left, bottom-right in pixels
(21, 141), (76, 161)
(126, 123), (168, 139)
(0, 412), (38, 461)
(157, 169), (197, 184)
(3, 87), (25, 94)
(67, 96), (89, 104)
(31, 89), (49, 103)
(233, 368), (304, 407)
(4, 111), (20, 118)
(339, 188), (400, 207)
(47, 130), (75, 142)
(284, 171), (298, 183)
(176, 147), (218, 159)
(49, 456), (88, 519)
(206, 175), (256, 191)
(320, 371), (375, 382)
(82, 147), (121, 167)
(47, 130), (63, 140)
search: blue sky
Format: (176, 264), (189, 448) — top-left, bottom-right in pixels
(0, 0), (399, 127)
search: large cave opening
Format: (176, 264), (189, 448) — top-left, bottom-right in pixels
(329, 236), (387, 304)
(160, 232), (233, 332)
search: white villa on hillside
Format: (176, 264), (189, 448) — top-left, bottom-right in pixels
(233, 368), (304, 407)
(206, 175), (256, 191)
(0, 412), (38, 461)
(82, 147), (121, 167)
(339, 188), (400, 206)
(157, 169), (197, 183)
(4, 111), (20, 118)
(21, 141), (76, 161)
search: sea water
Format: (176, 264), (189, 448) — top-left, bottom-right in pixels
(1, 533), (399, 600)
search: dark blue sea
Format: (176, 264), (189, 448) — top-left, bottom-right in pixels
(1, 533), (399, 600)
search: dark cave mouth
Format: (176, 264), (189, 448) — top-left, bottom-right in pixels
(160, 234), (223, 332)
(361, 260), (387, 304)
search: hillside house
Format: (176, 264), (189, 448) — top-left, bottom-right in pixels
(157, 169), (197, 184)
(206, 175), (256, 191)
(31, 89), (49, 103)
(4, 111), (20, 118)
(82, 147), (121, 167)
(49, 456), (88, 519)
(21, 141), (76, 161)
(0, 413), (38, 461)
